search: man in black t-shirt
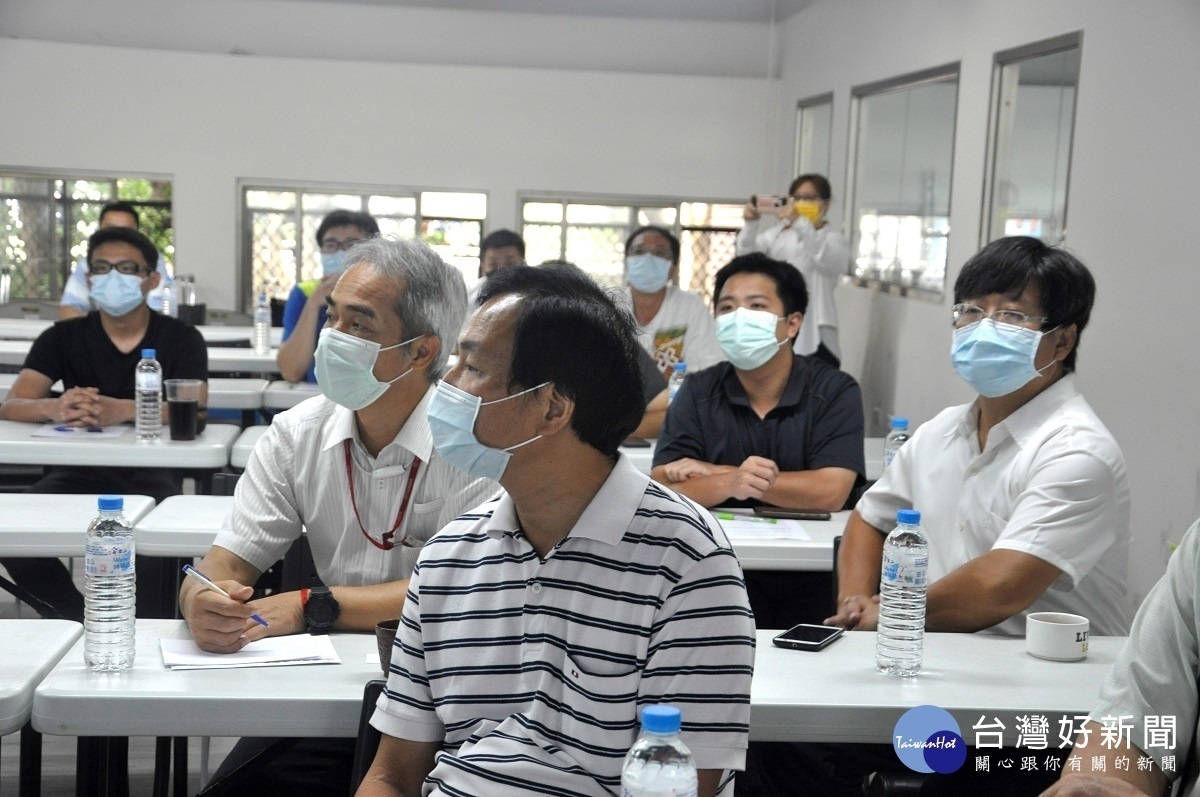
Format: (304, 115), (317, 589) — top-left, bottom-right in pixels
(0, 226), (207, 621)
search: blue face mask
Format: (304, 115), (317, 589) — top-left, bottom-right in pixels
(951, 319), (1056, 398)
(321, 251), (348, 277)
(716, 307), (788, 371)
(90, 272), (147, 317)
(625, 253), (672, 294)
(314, 328), (420, 411)
(427, 380), (549, 481)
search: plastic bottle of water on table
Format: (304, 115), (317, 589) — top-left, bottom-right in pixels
(876, 508), (928, 677)
(253, 293), (272, 355)
(883, 417), (910, 470)
(667, 363), (687, 404)
(621, 705), (698, 797)
(84, 495), (136, 670)
(135, 348), (162, 441)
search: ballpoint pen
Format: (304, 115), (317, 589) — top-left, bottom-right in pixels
(182, 563), (269, 627)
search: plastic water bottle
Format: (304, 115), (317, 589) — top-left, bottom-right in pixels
(883, 417), (910, 470)
(877, 509), (928, 677)
(253, 293), (272, 354)
(135, 348), (162, 441)
(667, 363), (687, 404)
(621, 705), (698, 797)
(84, 495), (136, 671)
(159, 274), (177, 318)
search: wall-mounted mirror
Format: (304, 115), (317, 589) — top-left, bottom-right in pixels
(983, 33), (1081, 246)
(847, 65), (959, 296)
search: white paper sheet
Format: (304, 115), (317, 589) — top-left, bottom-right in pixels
(32, 423), (129, 438)
(160, 634), (341, 670)
(715, 512), (812, 540)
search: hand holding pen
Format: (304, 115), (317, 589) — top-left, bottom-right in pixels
(183, 564), (269, 627)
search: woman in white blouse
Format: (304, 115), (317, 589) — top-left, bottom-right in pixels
(737, 173), (850, 369)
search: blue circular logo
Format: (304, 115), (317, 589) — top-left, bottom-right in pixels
(892, 705), (967, 774)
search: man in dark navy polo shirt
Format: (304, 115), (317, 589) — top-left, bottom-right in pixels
(652, 252), (864, 511)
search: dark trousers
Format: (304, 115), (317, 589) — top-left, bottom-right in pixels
(202, 737), (357, 797)
(0, 465), (183, 622)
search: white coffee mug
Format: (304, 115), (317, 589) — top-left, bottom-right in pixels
(1026, 612), (1089, 661)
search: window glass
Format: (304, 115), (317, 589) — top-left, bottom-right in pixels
(985, 38), (1080, 245)
(849, 69), (958, 293)
(0, 170), (172, 300)
(795, 94), (834, 176)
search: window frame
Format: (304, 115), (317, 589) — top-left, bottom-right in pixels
(238, 180), (487, 311)
(844, 63), (961, 301)
(980, 31), (1083, 247)
(793, 92), (835, 178)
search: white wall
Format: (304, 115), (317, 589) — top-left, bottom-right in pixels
(776, 0), (1200, 606)
(0, 37), (773, 309)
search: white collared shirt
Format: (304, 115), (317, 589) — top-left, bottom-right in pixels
(214, 386), (497, 586)
(856, 375), (1131, 636)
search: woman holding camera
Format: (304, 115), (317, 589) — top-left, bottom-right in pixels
(737, 173), (849, 369)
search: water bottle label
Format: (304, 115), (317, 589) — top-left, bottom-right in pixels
(136, 372), (161, 391)
(884, 449), (896, 468)
(882, 549), (927, 587)
(85, 540), (136, 576)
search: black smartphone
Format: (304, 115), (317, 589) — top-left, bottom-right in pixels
(772, 623), (844, 652)
(622, 436), (652, 448)
(753, 506), (832, 521)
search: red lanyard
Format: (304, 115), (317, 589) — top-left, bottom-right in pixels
(343, 439), (421, 551)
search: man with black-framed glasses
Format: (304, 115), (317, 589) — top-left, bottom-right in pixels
(0, 225), (207, 621)
(829, 236), (1131, 638)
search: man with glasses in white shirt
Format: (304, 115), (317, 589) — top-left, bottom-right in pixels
(829, 236), (1130, 639)
(182, 237), (495, 796)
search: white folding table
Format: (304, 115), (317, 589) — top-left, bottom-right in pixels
(749, 628), (1122, 743)
(0, 420), (239, 470)
(0, 494), (156, 557)
(0, 619), (84, 796)
(262, 380), (321, 411)
(230, 426), (268, 469)
(134, 496), (234, 558)
(205, 348), (280, 375)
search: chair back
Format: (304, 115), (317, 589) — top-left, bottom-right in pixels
(349, 679), (388, 793)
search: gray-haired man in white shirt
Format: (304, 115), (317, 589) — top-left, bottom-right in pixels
(179, 237), (496, 795)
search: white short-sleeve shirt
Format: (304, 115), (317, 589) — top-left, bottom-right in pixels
(856, 375), (1131, 636)
(1090, 518), (1200, 794)
(213, 388), (497, 585)
(624, 284), (725, 377)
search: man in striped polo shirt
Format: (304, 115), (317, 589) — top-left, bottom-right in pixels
(361, 264), (756, 797)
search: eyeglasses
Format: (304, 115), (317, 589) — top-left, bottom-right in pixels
(629, 245), (673, 260)
(89, 259), (149, 276)
(951, 303), (1048, 328)
(320, 238), (364, 254)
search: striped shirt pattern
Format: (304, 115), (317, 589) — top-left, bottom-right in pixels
(371, 455), (755, 796)
(214, 389), (497, 586)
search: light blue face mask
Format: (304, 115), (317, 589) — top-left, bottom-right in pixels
(625, 253), (672, 294)
(427, 379), (549, 481)
(314, 328), (421, 410)
(90, 271), (147, 317)
(321, 251), (348, 277)
(716, 307), (788, 371)
(951, 319), (1056, 398)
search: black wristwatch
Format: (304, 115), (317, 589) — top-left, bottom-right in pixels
(301, 586), (340, 635)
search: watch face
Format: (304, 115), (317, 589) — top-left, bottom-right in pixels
(306, 591), (339, 628)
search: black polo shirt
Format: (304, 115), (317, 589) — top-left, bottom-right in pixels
(24, 311), (207, 394)
(653, 355), (865, 504)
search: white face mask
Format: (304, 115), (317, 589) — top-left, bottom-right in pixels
(314, 328), (423, 410)
(715, 307), (788, 370)
(427, 380), (548, 481)
(91, 271), (147, 317)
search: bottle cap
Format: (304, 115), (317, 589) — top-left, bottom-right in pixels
(641, 705), (682, 734)
(890, 417), (909, 429)
(98, 495), (124, 511)
(673, 362), (687, 373)
(897, 509), (921, 525)
(141, 349), (156, 358)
